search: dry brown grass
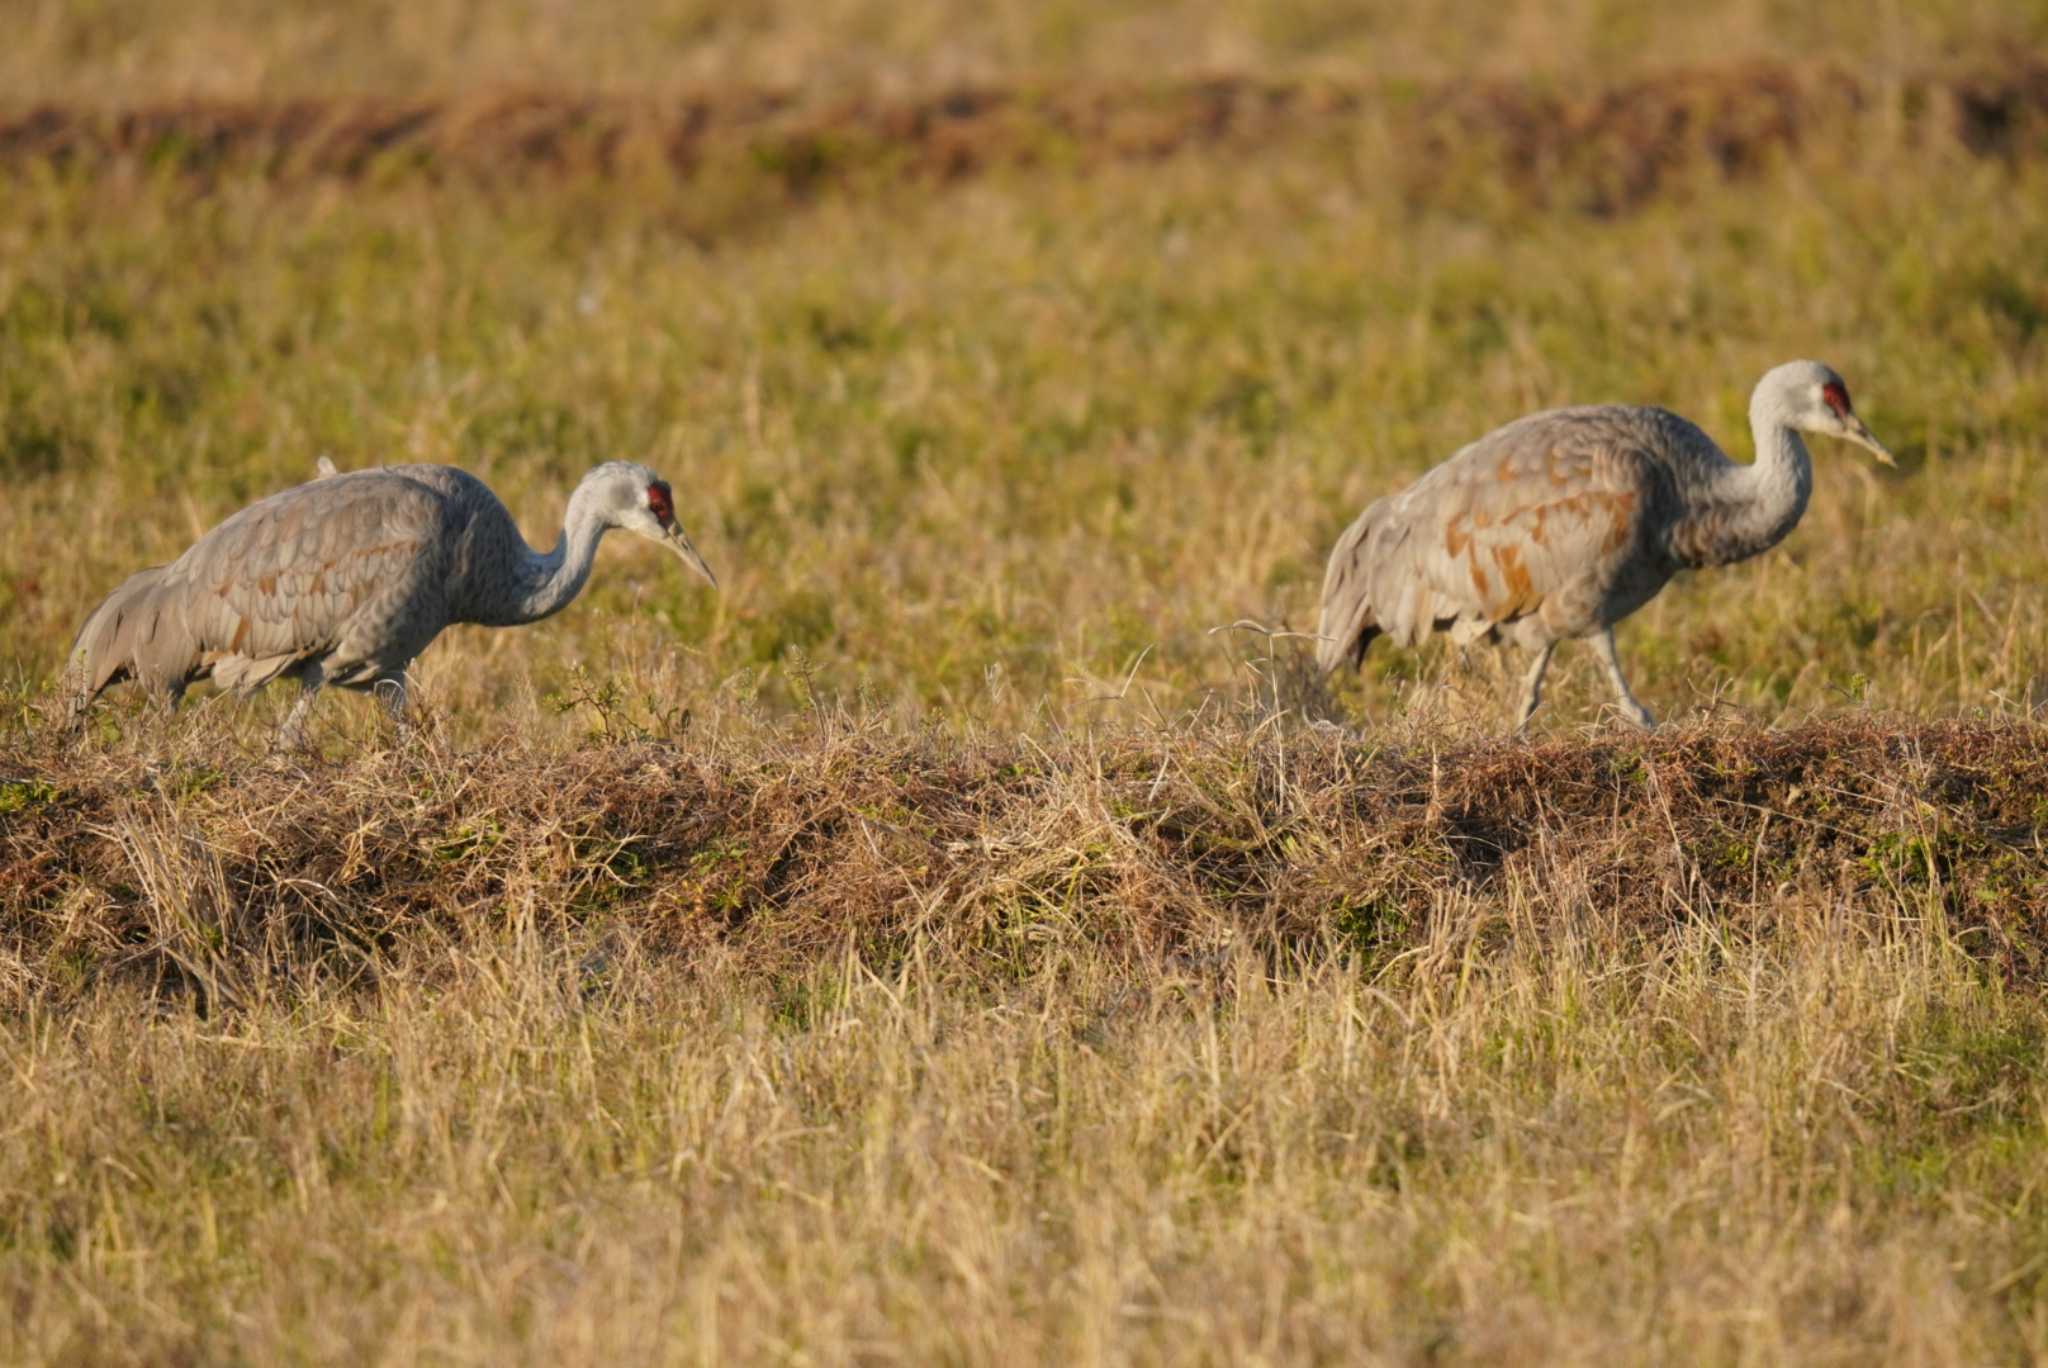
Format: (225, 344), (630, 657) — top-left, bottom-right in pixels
(3, 714), (2047, 1361)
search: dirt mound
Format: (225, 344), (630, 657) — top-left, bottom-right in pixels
(2, 61), (2045, 215)
(3, 716), (2044, 1005)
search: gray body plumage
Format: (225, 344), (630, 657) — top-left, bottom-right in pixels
(1317, 361), (1893, 727)
(67, 460), (716, 740)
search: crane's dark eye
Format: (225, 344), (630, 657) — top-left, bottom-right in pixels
(1821, 380), (1851, 416)
(647, 482), (674, 524)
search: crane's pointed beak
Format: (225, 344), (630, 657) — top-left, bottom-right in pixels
(1842, 415), (1896, 468)
(665, 524), (718, 590)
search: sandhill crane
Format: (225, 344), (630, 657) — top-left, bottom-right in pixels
(1317, 360), (1893, 729)
(67, 461), (716, 744)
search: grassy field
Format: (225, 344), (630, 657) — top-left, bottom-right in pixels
(6, 2), (2048, 1362)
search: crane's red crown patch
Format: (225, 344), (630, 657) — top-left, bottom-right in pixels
(647, 482), (674, 524)
(1821, 380), (1851, 416)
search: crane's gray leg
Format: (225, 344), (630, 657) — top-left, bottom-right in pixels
(1589, 628), (1655, 729)
(276, 681), (320, 751)
(1514, 640), (1557, 733)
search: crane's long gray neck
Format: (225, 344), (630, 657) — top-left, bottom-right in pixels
(1674, 392), (1813, 568)
(481, 485), (612, 627)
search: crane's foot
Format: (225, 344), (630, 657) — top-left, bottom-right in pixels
(267, 728), (315, 768)
(260, 721), (317, 776)
(259, 751), (314, 778)
(374, 678), (425, 753)
(1588, 630), (1654, 731)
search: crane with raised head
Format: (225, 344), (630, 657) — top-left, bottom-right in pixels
(67, 460), (717, 744)
(1316, 360), (1894, 729)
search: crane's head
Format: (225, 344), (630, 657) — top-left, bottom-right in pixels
(1762, 360), (1895, 467)
(587, 461), (718, 589)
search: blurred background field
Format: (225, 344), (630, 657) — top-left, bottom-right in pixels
(5, 2), (2048, 1363)
(10, 0), (2044, 97)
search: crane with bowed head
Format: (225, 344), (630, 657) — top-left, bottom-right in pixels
(67, 460), (716, 744)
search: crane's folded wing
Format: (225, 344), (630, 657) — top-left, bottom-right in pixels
(1320, 410), (1665, 659)
(159, 472), (454, 693)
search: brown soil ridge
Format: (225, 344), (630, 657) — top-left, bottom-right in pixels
(3, 716), (2045, 1005)
(2, 61), (2046, 213)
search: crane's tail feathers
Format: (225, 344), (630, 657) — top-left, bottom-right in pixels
(1316, 502), (1386, 674)
(64, 567), (201, 710)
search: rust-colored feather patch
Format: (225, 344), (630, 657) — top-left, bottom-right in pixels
(1492, 543), (1535, 611)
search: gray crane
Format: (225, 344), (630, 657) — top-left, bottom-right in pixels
(67, 460), (716, 744)
(1316, 360), (1894, 729)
